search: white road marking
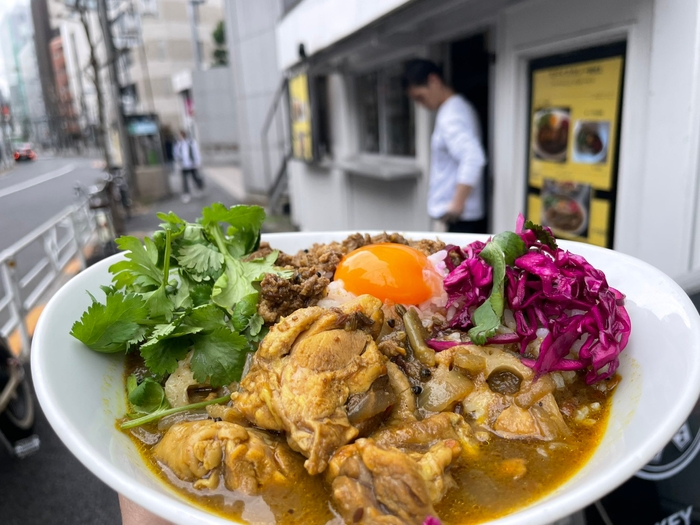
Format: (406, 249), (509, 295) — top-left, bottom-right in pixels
(0, 164), (76, 199)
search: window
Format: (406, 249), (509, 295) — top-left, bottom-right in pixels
(356, 64), (415, 156)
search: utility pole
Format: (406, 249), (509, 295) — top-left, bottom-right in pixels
(188, 0), (206, 71)
(97, 0), (136, 195)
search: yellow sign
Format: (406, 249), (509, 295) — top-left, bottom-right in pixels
(289, 73), (313, 161)
(526, 48), (625, 248)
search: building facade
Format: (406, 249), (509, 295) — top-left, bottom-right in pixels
(271, 0), (700, 289)
(49, 35), (80, 141)
(224, 0), (284, 194)
(117, 0), (224, 130)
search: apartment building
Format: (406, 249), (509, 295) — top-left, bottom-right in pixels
(118, 0), (224, 130)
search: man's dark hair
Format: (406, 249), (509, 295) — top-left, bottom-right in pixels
(402, 59), (444, 88)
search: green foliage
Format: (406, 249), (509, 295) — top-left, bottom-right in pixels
(70, 204), (290, 388)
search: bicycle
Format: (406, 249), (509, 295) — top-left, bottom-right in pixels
(0, 336), (39, 459)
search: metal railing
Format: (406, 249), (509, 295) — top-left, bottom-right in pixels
(0, 199), (96, 361)
(261, 76), (293, 215)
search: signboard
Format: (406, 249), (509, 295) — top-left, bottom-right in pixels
(126, 114), (159, 137)
(526, 43), (625, 248)
(289, 71), (314, 162)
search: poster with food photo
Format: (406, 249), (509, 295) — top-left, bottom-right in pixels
(532, 107), (570, 162)
(541, 179), (591, 238)
(526, 42), (626, 248)
(573, 120), (610, 164)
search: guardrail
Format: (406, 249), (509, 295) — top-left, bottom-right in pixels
(0, 199), (96, 361)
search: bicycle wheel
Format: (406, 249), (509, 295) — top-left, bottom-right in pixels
(0, 340), (35, 443)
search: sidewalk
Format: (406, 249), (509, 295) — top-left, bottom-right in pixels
(127, 164), (295, 236)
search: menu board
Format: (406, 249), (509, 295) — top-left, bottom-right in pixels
(526, 43), (626, 248)
(289, 71), (314, 162)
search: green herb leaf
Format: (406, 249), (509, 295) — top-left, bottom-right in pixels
(144, 285), (175, 321)
(70, 292), (148, 353)
(184, 304), (229, 332)
(191, 327), (249, 387)
(201, 203), (265, 257)
(120, 394), (230, 430)
(127, 376), (170, 414)
(109, 236), (163, 290)
(140, 337), (192, 376)
(231, 293), (264, 337)
(468, 232), (527, 345)
(524, 220), (558, 250)
(177, 242), (224, 277)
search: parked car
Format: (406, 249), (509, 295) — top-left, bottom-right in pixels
(13, 143), (36, 162)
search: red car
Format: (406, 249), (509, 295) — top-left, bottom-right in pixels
(14, 143), (36, 161)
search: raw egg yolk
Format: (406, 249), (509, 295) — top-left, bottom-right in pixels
(334, 243), (440, 304)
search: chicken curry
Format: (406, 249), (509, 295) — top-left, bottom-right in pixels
(121, 233), (620, 525)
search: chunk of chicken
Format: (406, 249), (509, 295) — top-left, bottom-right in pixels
(327, 438), (461, 525)
(447, 345), (569, 440)
(372, 412), (478, 460)
(153, 419), (304, 494)
(231, 295), (388, 474)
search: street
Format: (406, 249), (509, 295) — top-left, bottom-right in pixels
(0, 154), (245, 525)
(0, 154), (123, 524)
(0, 155), (106, 253)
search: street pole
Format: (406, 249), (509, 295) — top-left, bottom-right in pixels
(188, 0), (205, 71)
(96, 0), (136, 196)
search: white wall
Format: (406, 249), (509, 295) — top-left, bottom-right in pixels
(192, 66), (238, 164)
(225, 0), (283, 194)
(276, 0), (413, 70)
(493, 0), (700, 280)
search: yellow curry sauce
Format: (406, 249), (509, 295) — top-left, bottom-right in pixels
(122, 355), (613, 525)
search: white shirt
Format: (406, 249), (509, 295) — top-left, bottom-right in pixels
(174, 138), (201, 169)
(428, 95), (487, 221)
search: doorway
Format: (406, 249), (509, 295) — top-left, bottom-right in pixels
(448, 32), (492, 229)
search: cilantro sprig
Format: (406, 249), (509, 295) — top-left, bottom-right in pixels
(70, 204), (290, 391)
(122, 373), (229, 430)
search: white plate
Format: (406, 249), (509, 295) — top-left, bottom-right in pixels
(32, 231), (700, 525)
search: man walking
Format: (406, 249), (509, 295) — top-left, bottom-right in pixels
(174, 130), (204, 203)
(404, 59), (487, 233)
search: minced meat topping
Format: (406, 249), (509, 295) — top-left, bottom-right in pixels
(253, 233), (446, 323)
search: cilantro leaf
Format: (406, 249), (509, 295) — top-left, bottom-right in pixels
(211, 251), (291, 315)
(109, 236), (163, 290)
(127, 375), (169, 414)
(70, 292), (148, 353)
(157, 211), (187, 233)
(184, 304), (228, 332)
(171, 271), (212, 309)
(139, 337), (192, 376)
(144, 285), (175, 321)
(201, 203), (265, 257)
(121, 394), (230, 429)
(191, 327), (249, 387)
(231, 293), (264, 338)
(524, 220), (558, 250)
(177, 242), (224, 278)
(231, 294), (258, 332)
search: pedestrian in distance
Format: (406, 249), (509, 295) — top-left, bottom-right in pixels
(174, 130), (204, 203)
(404, 59), (488, 233)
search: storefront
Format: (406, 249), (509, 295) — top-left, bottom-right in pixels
(276, 0), (700, 287)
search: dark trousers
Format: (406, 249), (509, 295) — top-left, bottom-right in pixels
(447, 217), (488, 234)
(181, 168), (204, 194)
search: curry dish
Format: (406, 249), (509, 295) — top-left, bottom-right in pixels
(120, 233), (620, 525)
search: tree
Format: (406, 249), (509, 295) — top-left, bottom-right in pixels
(212, 20), (228, 66)
(69, 0), (113, 168)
